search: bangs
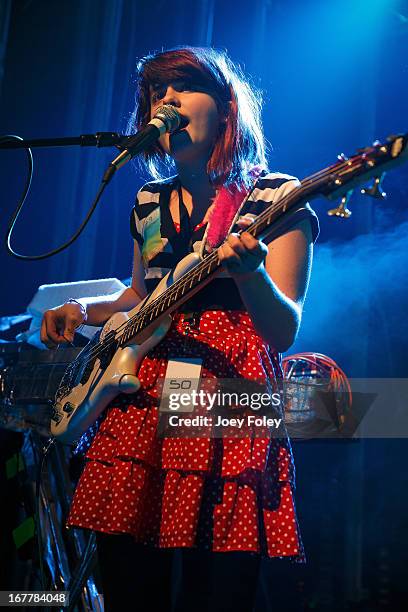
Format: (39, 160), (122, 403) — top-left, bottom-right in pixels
(138, 49), (230, 103)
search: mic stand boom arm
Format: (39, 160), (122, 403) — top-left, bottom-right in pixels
(0, 132), (130, 150)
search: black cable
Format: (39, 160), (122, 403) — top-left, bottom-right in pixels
(33, 436), (56, 591)
(2, 134), (111, 261)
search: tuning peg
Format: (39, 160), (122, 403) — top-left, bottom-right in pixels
(360, 174), (386, 199)
(337, 153), (348, 161)
(328, 190), (353, 218)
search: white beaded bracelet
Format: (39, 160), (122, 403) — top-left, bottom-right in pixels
(67, 298), (88, 325)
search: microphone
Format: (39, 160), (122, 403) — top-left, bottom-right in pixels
(103, 105), (186, 182)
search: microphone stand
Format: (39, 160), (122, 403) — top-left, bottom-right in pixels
(0, 132), (131, 150)
(2, 131), (135, 260)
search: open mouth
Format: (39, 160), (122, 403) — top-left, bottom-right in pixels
(177, 114), (189, 131)
(171, 125), (189, 139)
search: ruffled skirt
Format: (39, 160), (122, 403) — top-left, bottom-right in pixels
(67, 310), (305, 562)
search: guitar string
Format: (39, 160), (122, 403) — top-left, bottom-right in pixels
(69, 153), (368, 368)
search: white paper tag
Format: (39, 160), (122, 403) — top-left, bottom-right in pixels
(159, 357), (203, 413)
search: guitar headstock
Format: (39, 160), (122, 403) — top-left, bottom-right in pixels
(309, 133), (408, 217)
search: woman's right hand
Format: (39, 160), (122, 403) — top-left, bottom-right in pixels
(40, 301), (87, 348)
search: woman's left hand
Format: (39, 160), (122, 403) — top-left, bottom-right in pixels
(217, 222), (268, 276)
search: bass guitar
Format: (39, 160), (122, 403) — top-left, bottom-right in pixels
(51, 133), (408, 444)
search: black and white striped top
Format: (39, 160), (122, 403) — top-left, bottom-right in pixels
(130, 171), (319, 310)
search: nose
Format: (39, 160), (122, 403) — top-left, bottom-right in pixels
(161, 86), (181, 107)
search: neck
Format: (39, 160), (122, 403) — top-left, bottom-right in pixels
(176, 160), (213, 195)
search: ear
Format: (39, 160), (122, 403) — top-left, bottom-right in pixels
(217, 101), (231, 131)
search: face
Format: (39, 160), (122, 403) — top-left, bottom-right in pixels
(148, 79), (221, 166)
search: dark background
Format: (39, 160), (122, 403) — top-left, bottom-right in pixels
(1, 1), (407, 609)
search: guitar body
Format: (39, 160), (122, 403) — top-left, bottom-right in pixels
(51, 252), (203, 444)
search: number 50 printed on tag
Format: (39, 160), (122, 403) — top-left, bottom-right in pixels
(159, 358), (203, 413)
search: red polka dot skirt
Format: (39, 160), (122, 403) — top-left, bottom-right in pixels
(67, 310), (305, 562)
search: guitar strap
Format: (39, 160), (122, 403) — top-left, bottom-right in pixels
(177, 180), (194, 252)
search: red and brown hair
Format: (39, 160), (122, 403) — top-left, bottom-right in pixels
(127, 46), (266, 188)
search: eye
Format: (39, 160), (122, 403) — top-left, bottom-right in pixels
(150, 88), (164, 104)
(173, 80), (193, 92)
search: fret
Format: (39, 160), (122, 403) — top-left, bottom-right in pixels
(161, 294), (171, 310)
(172, 284), (180, 301)
(120, 318), (139, 345)
(153, 302), (162, 318)
(145, 310), (154, 326)
(168, 292), (177, 307)
(162, 294), (171, 310)
(119, 329), (128, 346)
(180, 280), (192, 296)
(190, 269), (201, 284)
(162, 292), (171, 307)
